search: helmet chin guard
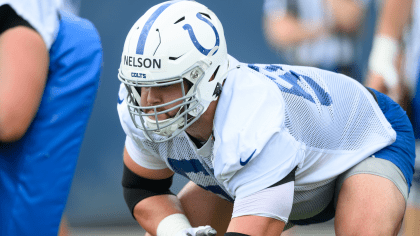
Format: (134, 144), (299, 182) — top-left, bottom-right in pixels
(118, 0), (228, 142)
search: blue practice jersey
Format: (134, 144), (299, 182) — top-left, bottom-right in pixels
(0, 10), (102, 235)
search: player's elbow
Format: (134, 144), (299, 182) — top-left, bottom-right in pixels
(0, 131), (25, 143)
(0, 119), (29, 142)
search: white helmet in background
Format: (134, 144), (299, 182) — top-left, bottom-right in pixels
(118, 0), (228, 142)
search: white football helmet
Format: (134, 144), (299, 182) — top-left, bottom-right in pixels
(118, 0), (228, 143)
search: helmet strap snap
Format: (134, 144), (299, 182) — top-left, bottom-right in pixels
(213, 82), (223, 97)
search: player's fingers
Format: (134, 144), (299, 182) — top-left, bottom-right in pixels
(196, 226), (217, 236)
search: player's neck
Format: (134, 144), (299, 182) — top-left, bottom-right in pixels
(185, 100), (218, 142)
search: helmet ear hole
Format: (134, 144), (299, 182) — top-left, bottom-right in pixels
(209, 66), (220, 82)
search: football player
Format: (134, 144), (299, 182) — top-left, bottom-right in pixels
(0, 0), (102, 235)
(117, 1), (415, 235)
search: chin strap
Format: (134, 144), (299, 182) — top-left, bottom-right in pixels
(214, 60), (241, 94)
(212, 82), (223, 97)
(203, 46), (219, 65)
(144, 106), (185, 137)
(210, 57), (240, 99)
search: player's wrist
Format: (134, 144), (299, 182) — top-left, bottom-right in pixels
(156, 213), (192, 236)
(368, 35), (399, 88)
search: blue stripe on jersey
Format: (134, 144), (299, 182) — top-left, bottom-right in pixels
(136, 2), (173, 55)
(199, 184), (234, 202)
(248, 64), (332, 106)
(167, 158), (232, 200)
(289, 71), (332, 106)
(265, 64), (283, 72)
(167, 158), (211, 176)
(248, 64), (259, 72)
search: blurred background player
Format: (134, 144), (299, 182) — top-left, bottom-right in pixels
(0, 0), (102, 235)
(262, 0), (374, 83)
(365, 0), (420, 235)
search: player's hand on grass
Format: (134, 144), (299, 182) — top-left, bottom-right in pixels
(175, 225), (217, 236)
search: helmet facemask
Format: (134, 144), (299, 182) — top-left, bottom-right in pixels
(119, 59), (214, 143)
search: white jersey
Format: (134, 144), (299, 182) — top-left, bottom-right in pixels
(0, 0), (62, 50)
(118, 55), (396, 201)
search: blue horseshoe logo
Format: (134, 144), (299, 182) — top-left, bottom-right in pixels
(183, 13), (220, 55)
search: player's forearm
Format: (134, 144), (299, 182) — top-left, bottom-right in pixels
(134, 194), (188, 236)
(377, 0), (413, 39)
(366, 0), (412, 90)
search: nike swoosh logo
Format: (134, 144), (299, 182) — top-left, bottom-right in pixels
(240, 149), (256, 166)
(118, 96), (124, 104)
